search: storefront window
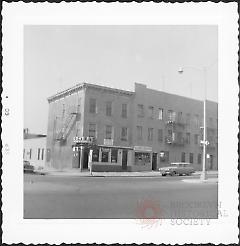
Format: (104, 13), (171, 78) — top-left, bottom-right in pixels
(101, 148), (110, 162)
(111, 148), (118, 163)
(92, 148), (99, 162)
(135, 152), (151, 166)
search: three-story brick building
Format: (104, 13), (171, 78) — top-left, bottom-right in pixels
(46, 82), (218, 172)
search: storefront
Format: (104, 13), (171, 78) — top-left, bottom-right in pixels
(131, 146), (153, 171)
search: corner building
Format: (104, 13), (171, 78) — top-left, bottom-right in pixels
(46, 82), (218, 172)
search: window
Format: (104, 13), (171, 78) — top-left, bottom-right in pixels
(189, 153), (194, 164)
(194, 114), (199, 128)
(168, 129), (173, 137)
(178, 112), (183, 122)
(92, 148), (99, 162)
(186, 132), (190, 144)
(121, 127), (128, 141)
(89, 98), (97, 113)
(23, 149), (25, 158)
(137, 104), (144, 117)
(101, 148), (109, 162)
(167, 110), (176, 121)
(177, 132), (183, 142)
(158, 108), (163, 120)
(198, 154), (202, 164)
(41, 148), (44, 160)
(89, 123), (97, 138)
(181, 152), (186, 162)
(121, 104), (127, 118)
(37, 148), (41, 160)
(137, 126), (143, 140)
(148, 128), (153, 141)
(29, 149), (32, 160)
(105, 125), (113, 139)
(186, 113), (191, 125)
(148, 106), (154, 119)
(111, 149), (118, 163)
(194, 134), (199, 144)
(106, 101), (112, 116)
(158, 129), (163, 142)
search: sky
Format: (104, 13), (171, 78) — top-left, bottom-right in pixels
(24, 25), (218, 134)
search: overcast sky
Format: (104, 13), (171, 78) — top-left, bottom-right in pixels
(24, 25), (218, 134)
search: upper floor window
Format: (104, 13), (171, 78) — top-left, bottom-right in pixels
(158, 108), (164, 120)
(41, 148), (45, 160)
(181, 152), (185, 162)
(137, 104), (144, 117)
(37, 148), (41, 160)
(194, 134), (199, 144)
(137, 126), (143, 140)
(105, 125), (113, 139)
(186, 113), (191, 125)
(194, 114), (199, 128)
(167, 110), (176, 121)
(186, 132), (191, 144)
(177, 112), (183, 122)
(106, 101), (112, 116)
(121, 127), (128, 141)
(89, 123), (97, 137)
(158, 129), (163, 142)
(148, 128), (153, 141)
(121, 104), (127, 118)
(89, 98), (97, 114)
(148, 106), (154, 119)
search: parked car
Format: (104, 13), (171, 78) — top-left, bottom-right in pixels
(24, 160), (34, 173)
(159, 162), (195, 176)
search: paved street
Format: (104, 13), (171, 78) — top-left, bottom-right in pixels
(24, 173), (218, 219)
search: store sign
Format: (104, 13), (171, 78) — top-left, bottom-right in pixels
(101, 147), (110, 152)
(104, 139), (113, 146)
(134, 146), (152, 152)
(73, 136), (95, 144)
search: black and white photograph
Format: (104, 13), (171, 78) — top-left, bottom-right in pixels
(2, 2), (238, 245)
(23, 24), (218, 220)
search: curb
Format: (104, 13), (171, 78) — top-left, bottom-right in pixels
(181, 178), (218, 183)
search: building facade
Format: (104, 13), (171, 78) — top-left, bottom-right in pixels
(23, 128), (47, 169)
(46, 82), (218, 172)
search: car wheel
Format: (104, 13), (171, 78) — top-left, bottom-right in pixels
(162, 174), (166, 176)
(171, 171), (176, 176)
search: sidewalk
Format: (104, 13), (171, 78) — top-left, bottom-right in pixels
(35, 168), (218, 178)
(181, 178), (218, 183)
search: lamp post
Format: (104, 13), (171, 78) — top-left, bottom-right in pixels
(178, 66), (207, 181)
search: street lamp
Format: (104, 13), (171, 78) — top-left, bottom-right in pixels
(178, 65), (207, 181)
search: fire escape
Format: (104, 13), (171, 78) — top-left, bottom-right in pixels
(165, 112), (185, 146)
(55, 112), (78, 141)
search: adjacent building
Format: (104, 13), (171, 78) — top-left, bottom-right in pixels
(46, 82), (218, 172)
(23, 128), (47, 169)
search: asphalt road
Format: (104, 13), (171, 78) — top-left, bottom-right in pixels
(24, 173), (218, 219)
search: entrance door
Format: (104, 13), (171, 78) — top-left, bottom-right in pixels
(122, 150), (128, 170)
(209, 155), (214, 170)
(83, 149), (89, 169)
(72, 147), (80, 168)
(152, 153), (157, 170)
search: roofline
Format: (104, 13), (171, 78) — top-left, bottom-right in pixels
(47, 82), (134, 103)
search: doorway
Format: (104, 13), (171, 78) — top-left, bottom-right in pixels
(209, 155), (214, 170)
(122, 150), (128, 170)
(83, 149), (89, 169)
(152, 153), (157, 170)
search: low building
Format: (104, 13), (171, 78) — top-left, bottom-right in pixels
(45, 82), (218, 172)
(23, 128), (47, 169)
